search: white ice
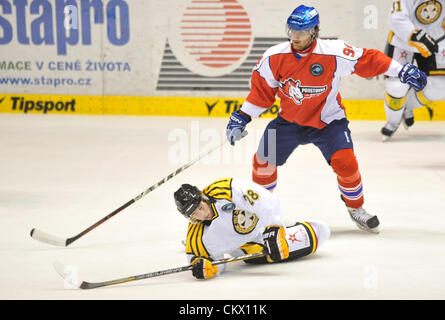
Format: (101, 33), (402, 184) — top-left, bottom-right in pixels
(1, 113), (445, 299)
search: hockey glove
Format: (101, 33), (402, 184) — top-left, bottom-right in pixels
(262, 226), (290, 263)
(408, 29), (438, 58)
(190, 256), (219, 279)
(399, 63), (427, 92)
(226, 110), (251, 145)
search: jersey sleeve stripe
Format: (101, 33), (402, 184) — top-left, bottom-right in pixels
(301, 222), (318, 253)
(196, 223), (207, 257)
(202, 178), (233, 201)
(240, 100), (268, 118)
(209, 202), (219, 220)
(192, 224), (201, 256)
(209, 191), (231, 199)
(254, 57), (280, 88)
(205, 186), (231, 193)
(186, 223), (210, 258)
(185, 223), (198, 254)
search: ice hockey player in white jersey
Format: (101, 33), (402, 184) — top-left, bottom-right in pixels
(382, 0), (445, 140)
(173, 178), (330, 279)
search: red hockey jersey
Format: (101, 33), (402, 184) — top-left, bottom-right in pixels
(240, 38), (403, 129)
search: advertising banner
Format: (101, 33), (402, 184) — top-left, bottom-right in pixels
(1, 0), (444, 118)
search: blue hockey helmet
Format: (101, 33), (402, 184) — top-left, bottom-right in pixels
(287, 5), (320, 31)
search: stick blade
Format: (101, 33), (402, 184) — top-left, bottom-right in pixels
(30, 228), (67, 247)
(53, 261), (81, 289)
(79, 281), (102, 290)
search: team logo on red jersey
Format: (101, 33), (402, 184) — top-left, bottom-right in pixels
(279, 78), (327, 105)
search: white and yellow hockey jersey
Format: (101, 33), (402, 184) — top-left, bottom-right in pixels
(185, 178), (286, 262)
(388, 0), (445, 52)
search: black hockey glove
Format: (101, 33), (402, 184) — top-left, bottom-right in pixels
(409, 29), (438, 58)
(190, 256), (219, 279)
(262, 226), (290, 263)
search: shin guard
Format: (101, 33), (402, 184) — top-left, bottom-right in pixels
(252, 153), (277, 191)
(330, 149), (364, 209)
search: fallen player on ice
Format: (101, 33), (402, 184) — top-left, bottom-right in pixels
(174, 177), (330, 280)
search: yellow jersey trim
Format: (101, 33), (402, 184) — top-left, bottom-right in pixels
(202, 178), (233, 201)
(209, 202), (219, 220)
(387, 30), (394, 44)
(301, 222), (318, 254)
(186, 222), (209, 258)
(239, 242), (264, 255)
(429, 70), (445, 75)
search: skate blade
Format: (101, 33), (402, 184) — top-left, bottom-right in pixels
(402, 122), (409, 130)
(354, 222), (380, 234)
(382, 135), (391, 142)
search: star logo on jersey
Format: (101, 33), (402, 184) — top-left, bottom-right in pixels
(400, 51), (408, 60)
(279, 78), (327, 105)
(288, 231), (302, 244)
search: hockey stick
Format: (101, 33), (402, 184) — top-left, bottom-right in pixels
(436, 34), (445, 43)
(415, 34), (445, 122)
(54, 251), (267, 289)
(30, 140), (226, 247)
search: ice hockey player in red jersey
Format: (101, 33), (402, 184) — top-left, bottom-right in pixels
(226, 5), (427, 232)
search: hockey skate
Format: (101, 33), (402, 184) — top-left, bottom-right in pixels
(402, 116), (414, 129)
(347, 207), (379, 233)
(402, 108), (414, 130)
(381, 126), (395, 142)
(381, 120), (401, 142)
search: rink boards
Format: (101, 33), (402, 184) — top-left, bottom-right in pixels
(0, 93), (444, 121)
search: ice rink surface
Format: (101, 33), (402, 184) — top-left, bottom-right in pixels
(1, 113), (445, 300)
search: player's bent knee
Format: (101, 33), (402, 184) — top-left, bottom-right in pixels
(385, 78), (409, 111)
(386, 77), (410, 98)
(330, 149), (359, 179)
(385, 92), (407, 111)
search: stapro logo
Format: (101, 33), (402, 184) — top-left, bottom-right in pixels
(10, 96), (76, 114)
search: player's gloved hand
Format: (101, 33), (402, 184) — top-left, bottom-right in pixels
(190, 256), (219, 279)
(398, 63), (427, 91)
(226, 110), (251, 146)
(262, 226), (289, 263)
(408, 29), (438, 58)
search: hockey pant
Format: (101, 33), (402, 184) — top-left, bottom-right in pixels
(253, 149), (364, 209)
